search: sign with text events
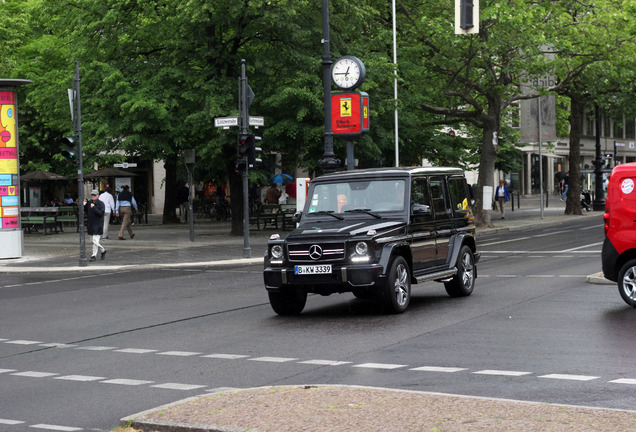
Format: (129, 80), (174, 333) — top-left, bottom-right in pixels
(331, 92), (369, 137)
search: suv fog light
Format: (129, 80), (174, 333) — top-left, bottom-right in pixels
(271, 245), (284, 259)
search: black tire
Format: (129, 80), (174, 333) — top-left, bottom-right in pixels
(618, 259), (636, 308)
(445, 245), (475, 297)
(378, 256), (411, 314)
(268, 289), (307, 315)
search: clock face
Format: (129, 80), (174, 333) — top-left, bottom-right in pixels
(332, 56), (365, 89)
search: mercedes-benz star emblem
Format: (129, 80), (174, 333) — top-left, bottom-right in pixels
(309, 245), (323, 260)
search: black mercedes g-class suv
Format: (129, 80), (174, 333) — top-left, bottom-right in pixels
(263, 167), (480, 315)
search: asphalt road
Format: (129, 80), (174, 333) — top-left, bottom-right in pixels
(2, 216), (634, 432)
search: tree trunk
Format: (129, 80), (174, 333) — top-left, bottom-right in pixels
(565, 94), (584, 215)
(162, 159), (179, 224)
(474, 117), (501, 228)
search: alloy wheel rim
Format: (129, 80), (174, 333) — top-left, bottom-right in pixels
(394, 264), (409, 306)
(462, 253), (474, 288)
(623, 267), (636, 300)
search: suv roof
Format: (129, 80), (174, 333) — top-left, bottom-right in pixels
(318, 166), (465, 180)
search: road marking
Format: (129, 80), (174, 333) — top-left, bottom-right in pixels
(11, 371), (58, 378)
(0, 369), (16, 373)
(202, 353), (250, 360)
(609, 378), (636, 385)
(539, 374), (599, 381)
(151, 383), (207, 391)
(55, 375), (106, 382)
(40, 343), (77, 348)
(116, 348), (158, 354)
(100, 378), (154, 386)
(480, 237), (532, 246)
(4, 340), (42, 345)
(299, 360), (352, 366)
(580, 225), (602, 230)
(30, 424), (82, 431)
(157, 351), (201, 357)
(75, 346), (117, 351)
(526, 275), (554, 278)
(0, 419), (24, 425)
(534, 230), (570, 237)
(473, 370), (532, 376)
(249, 356), (298, 363)
(410, 366), (467, 373)
(353, 363), (408, 370)
(563, 242), (603, 252)
(481, 250), (599, 254)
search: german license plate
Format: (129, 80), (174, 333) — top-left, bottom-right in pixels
(295, 264), (332, 275)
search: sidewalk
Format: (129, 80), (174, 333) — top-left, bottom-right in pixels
(0, 196), (599, 273)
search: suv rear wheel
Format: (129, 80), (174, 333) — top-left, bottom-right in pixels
(378, 256), (411, 314)
(268, 288), (307, 315)
(445, 245), (475, 297)
(618, 259), (636, 307)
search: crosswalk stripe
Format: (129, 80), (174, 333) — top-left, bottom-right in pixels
(353, 363), (407, 370)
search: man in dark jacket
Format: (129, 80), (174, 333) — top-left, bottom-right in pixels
(84, 189), (106, 262)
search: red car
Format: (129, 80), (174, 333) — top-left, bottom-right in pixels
(602, 163), (636, 306)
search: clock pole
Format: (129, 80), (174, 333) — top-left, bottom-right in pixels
(319, 0), (340, 173)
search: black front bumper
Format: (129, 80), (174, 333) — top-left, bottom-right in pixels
(602, 237), (619, 282)
(264, 263), (384, 294)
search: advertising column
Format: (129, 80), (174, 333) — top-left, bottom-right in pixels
(0, 79), (31, 259)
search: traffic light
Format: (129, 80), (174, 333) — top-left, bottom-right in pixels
(460, 0), (474, 29)
(247, 134), (262, 168)
(238, 133), (250, 157)
(60, 135), (78, 162)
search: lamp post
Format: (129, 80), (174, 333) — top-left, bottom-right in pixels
(318, 0), (340, 173)
(592, 104), (605, 210)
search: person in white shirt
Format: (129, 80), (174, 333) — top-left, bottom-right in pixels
(98, 186), (116, 239)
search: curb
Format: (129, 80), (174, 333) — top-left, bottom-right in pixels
(586, 271), (614, 285)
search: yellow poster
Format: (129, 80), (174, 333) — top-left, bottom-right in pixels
(0, 159), (17, 174)
(340, 98), (352, 117)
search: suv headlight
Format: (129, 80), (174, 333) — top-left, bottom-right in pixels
(351, 241), (370, 263)
(271, 244), (284, 259)
(355, 241), (368, 256)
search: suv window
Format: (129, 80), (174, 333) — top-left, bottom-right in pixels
(429, 177), (449, 215)
(411, 177), (430, 207)
(309, 179), (406, 214)
(448, 177), (470, 214)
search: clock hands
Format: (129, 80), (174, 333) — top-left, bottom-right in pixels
(334, 66), (351, 77)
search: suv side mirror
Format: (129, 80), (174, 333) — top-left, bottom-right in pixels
(411, 204), (431, 215)
(292, 211), (302, 223)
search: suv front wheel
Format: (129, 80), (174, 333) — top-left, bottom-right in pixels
(618, 259), (636, 307)
(445, 245), (475, 297)
(379, 256), (411, 314)
(268, 288), (307, 315)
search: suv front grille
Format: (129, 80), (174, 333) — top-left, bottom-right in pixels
(288, 242), (345, 262)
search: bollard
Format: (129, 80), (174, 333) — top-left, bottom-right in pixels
(545, 189), (549, 208)
(510, 191), (514, 212)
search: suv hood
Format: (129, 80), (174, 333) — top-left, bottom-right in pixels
(286, 218), (406, 240)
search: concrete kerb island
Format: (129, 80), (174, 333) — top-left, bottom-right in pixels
(121, 385), (636, 432)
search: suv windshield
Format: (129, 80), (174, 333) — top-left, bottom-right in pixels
(307, 179), (406, 215)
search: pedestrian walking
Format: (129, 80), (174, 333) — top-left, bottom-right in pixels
(176, 183), (189, 223)
(115, 185), (138, 240)
(84, 189), (106, 262)
(98, 185), (115, 239)
(560, 172), (569, 201)
(494, 179), (511, 219)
